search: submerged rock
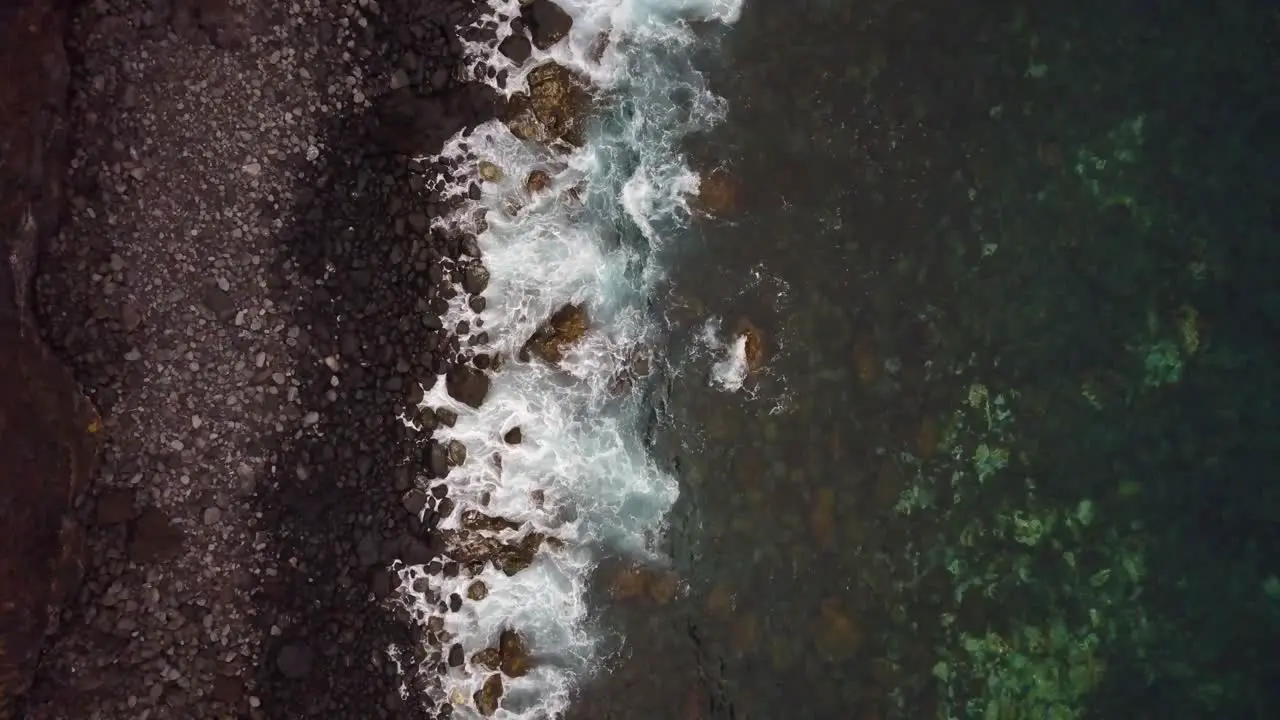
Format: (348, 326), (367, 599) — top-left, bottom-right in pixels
(525, 168), (552, 194)
(504, 63), (593, 148)
(478, 160), (504, 182)
(520, 303), (589, 364)
(446, 366), (490, 408)
(499, 629), (532, 677)
(736, 319), (767, 372)
(692, 167), (737, 216)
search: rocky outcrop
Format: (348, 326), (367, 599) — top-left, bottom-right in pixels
(504, 63), (594, 148)
(522, 0), (573, 51)
(0, 1), (100, 716)
(519, 302), (589, 364)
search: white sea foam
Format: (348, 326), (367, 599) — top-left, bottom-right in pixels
(398, 1), (742, 717)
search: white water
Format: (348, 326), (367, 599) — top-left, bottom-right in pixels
(396, 1), (742, 717)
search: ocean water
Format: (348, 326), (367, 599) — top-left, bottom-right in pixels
(399, 0), (744, 717)
(403, 0), (1280, 718)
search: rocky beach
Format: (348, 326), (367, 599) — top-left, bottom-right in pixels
(1, 0), (592, 717)
(6, 0), (1279, 719)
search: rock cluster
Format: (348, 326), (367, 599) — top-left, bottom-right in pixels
(4, 0), (515, 718)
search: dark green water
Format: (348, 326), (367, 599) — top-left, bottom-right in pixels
(568, 1), (1280, 718)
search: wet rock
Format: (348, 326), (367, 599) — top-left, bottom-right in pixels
(504, 63), (593, 147)
(525, 169), (552, 193)
(523, 0), (573, 50)
(520, 303), (588, 364)
(129, 506), (186, 563)
(736, 319), (767, 372)
(478, 161), (504, 183)
(499, 629), (532, 677)
(467, 581), (489, 601)
(499, 33), (532, 64)
(447, 439), (468, 466)
(474, 673), (503, 716)
(448, 643), (464, 667)
(503, 426), (522, 444)
(446, 366), (491, 408)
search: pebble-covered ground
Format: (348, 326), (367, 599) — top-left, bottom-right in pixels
(24, 0), (502, 717)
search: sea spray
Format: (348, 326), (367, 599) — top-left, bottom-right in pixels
(396, 0), (742, 717)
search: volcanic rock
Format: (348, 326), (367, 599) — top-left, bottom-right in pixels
(520, 303), (588, 364)
(504, 63), (593, 148)
(523, 0), (573, 50)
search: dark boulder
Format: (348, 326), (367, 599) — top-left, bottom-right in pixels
(522, 0), (573, 50)
(446, 366), (491, 408)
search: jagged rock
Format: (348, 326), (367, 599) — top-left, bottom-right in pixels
(445, 528), (549, 576)
(523, 0), (573, 50)
(471, 647), (502, 670)
(474, 673), (503, 716)
(498, 32), (532, 64)
(499, 629), (532, 678)
(519, 303), (588, 364)
(460, 510), (522, 533)
(477, 161), (503, 182)
(504, 63), (593, 148)
(525, 169), (552, 193)
(446, 366), (491, 408)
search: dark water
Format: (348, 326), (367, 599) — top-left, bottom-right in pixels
(569, 1), (1280, 718)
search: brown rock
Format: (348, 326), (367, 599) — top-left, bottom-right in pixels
(499, 629), (532, 678)
(471, 647), (502, 670)
(467, 581), (489, 601)
(520, 303), (588, 364)
(460, 510), (522, 533)
(474, 673), (504, 716)
(446, 366), (491, 409)
(504, 63), (593, 147)
(736, 319), (766, 372)
(692, 167), (737, 216)
(523, 0), (573, 50)
(525, 169), (552, 194)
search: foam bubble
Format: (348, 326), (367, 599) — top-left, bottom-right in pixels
(397, 0), (743, 717)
